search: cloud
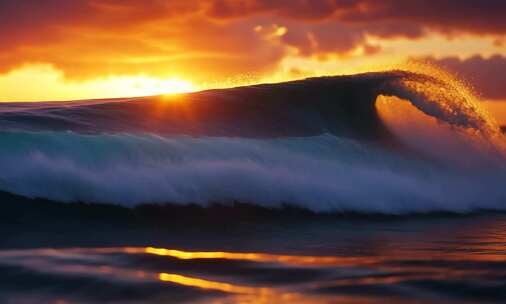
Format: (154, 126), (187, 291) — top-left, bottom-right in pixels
(0, 0), (505, 85)
(0, 0), (376, 82)
(206, 0), (351, 20)
(279, 20), (367, 57)
(427, 55), (506, 100)
(206, 1), (506, 35)
(339, 0), (506, 35)
(0, 0), (287, 82)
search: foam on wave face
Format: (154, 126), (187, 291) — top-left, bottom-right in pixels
(0, 131), (505, 213)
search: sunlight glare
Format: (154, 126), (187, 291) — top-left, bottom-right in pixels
(0, 64), (195, 101)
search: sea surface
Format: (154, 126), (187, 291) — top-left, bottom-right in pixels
(1, 208), (506, 304)
(1, 70), (505, 303)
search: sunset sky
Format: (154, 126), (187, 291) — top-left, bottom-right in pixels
(1, 0), (505, 111)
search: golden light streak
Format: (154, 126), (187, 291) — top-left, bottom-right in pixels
(158, 273), (262, 294)
(157, 273), (342, 304)
(20, 245), (506, 265)
(144, 247), (360, 266)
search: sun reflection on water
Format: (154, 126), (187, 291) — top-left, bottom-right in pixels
(142, 247), (358, 266)
(1, 217), (506, 303)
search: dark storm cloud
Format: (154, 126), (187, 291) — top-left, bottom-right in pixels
(207, 0), (506, 35)
(339, 0), (506, 35)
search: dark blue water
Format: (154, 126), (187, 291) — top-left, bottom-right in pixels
(1, 208), (506, 304)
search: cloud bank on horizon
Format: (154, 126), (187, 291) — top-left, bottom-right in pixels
(0, 0), (505, 100)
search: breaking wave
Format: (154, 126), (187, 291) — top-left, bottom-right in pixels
(0, 65), (505, 213)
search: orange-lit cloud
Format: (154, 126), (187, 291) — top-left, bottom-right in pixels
(0, 0), (283, 82)
(0, 0), (505, 100)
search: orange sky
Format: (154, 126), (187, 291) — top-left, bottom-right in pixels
(1, 0), (505, 111)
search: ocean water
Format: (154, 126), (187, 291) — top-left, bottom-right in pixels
(1, 210), (506, 304)
(1, 69), (505, 303)
(0, 70), (504, 213)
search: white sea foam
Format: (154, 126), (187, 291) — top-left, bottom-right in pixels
(0, 131), (504, 213)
